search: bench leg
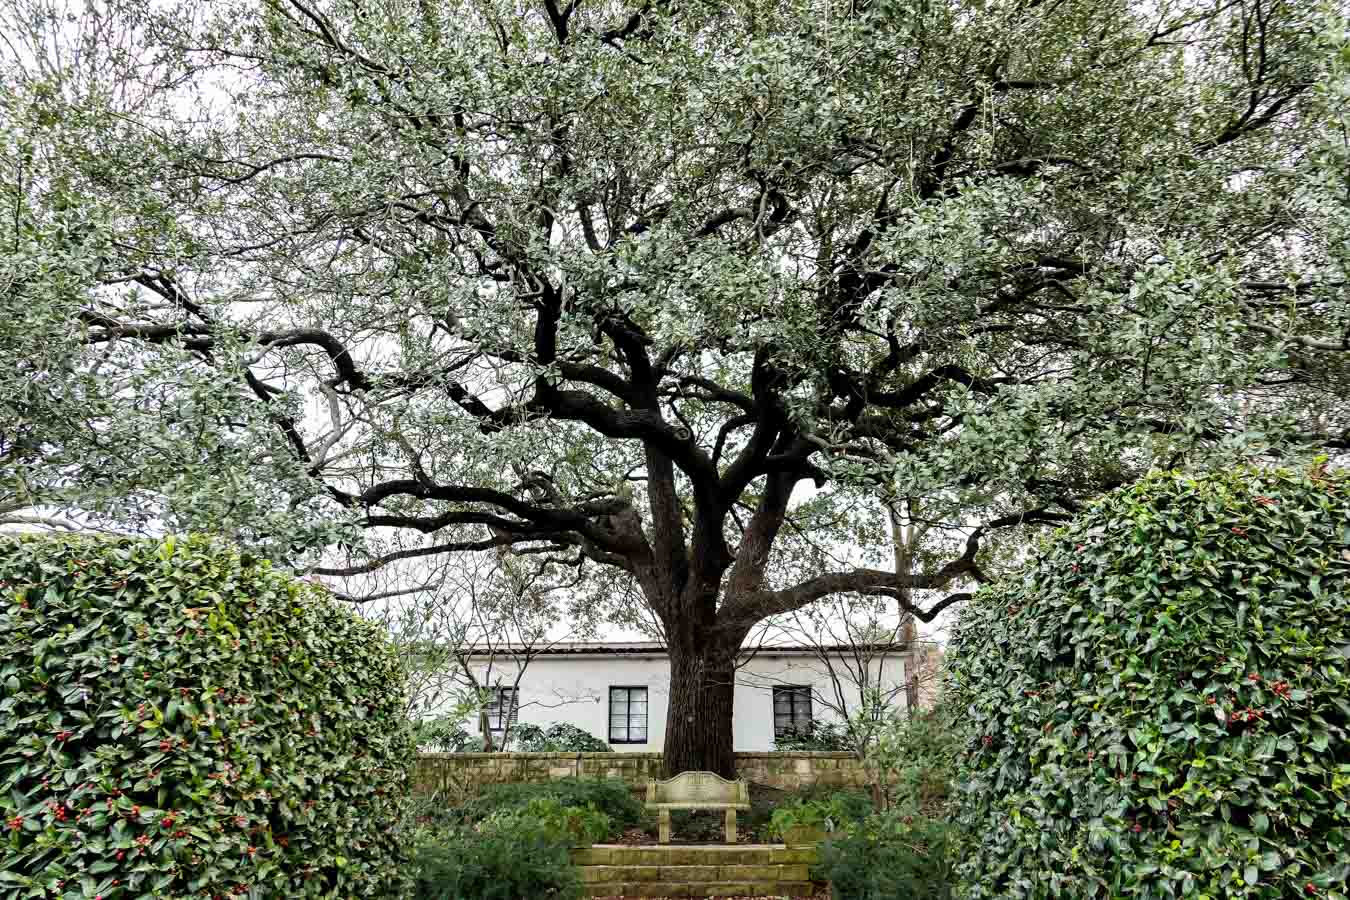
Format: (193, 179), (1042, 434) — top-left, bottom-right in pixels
(658, 809), (671, 844)
(725, 809), (737, 844)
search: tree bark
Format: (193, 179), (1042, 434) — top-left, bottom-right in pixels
(662, 636), (738, 777)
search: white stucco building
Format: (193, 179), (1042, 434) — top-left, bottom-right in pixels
(448, 641), (916, 752)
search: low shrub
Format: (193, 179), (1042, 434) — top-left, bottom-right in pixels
(414, 717), (486, 752)
(774, 719), (852, 751)
(513, 723), (611, 752)
(769, 794), (871, 839)
(865, 706), (959, 814)
(0, 534), (412, 899)
(482, 796), (610, 847)
(410, 828), (581, 900)
(819, 810), (958, 900)
(458, 778), (644, 832)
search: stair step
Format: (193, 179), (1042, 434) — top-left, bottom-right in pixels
(573, 845), (816, 867)
(581, 864), (811, 884)
(582, 881), (816, 898)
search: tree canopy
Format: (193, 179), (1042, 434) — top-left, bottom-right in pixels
(3, 0), (1348, 771)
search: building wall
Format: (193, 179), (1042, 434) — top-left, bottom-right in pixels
(438, 650), (909, 752)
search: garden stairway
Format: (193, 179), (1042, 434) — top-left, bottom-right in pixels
(572, 844), (818, 897)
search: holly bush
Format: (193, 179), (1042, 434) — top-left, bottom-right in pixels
(947, 465), (1350, 900)
(0, 534), (414, 899)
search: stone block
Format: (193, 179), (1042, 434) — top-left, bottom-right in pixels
(624, 866), (662, 882)
(571, 847), (611, 865)
(658, 848), (705, 866)
(688, 883), (765, 897)
(657, 865), (720, 882)
(579, 866), (619, 884)
(620, 884), (691, 898)
(769, 848), (817, 865)
(609, 847), (661, 865)
(719, 865), (779, 881)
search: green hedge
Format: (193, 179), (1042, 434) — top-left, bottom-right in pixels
(947, 466), (1350, 899)
(457, 778), (644, 832)
(0, 534), (413, 898)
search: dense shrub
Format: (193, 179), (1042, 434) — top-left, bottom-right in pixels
(0, 534), (413, 898)
(769, 794), (873, 838)
(513, 722), (611, 752)
(410, 829), (581, 900)
(458, 778), (644, 832)
(774, 719), (852, 751)
(819, 810), (958, 900)
(865, 706), (959, 814)
(482, 796), (610, 846)
(795, 787), (875, 826)
(413, 717), (485, 752)
(947, 466), (1350, 899)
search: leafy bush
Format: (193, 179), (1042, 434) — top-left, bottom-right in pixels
(796, 787), (875, 826)
(413, 716), (485, 752)
(864, 706), (959, 814)
(410, 829), (581, 900)
(512, 723), (611, 752)
(947, 466), (1350, 899)
(458, 778), (643, 832)
(819, 810), (958, 900)
(0, 534), (414, 898)
(769, 794), (871, 839)
(774, 718), (852, 751)
(482, 796), (610, 847)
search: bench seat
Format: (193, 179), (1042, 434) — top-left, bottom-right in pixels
(644, 771), (751, 843)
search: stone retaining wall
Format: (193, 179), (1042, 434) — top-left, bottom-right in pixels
(413, 751), (867, 794)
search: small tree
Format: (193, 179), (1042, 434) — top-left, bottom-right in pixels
(336, 544), (601, 750)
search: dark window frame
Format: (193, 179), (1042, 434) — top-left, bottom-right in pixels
(608, 685), (649, 745)
(773, 685), (813, 737)
(484, 686), (519, 734)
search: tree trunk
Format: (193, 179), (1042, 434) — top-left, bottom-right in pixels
(662, 637), (738, 777)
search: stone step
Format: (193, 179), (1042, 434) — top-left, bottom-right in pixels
(573, 845), (816, 867)
(580, 863), (812, 884)
(581, 881), (816, 898)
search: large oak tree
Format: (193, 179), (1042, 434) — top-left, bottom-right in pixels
(3, 0), (1348, 774)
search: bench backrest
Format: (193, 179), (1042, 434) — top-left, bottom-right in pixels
(646, 771), (749, 806)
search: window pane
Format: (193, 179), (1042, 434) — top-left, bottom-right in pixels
(611, 691), (628, 712)
(611, 724), (628, 741)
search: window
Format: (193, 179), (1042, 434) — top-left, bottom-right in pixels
(609, 686), (648, 744)
(484, 686), (518, 734)
(773, 686), (812, 737)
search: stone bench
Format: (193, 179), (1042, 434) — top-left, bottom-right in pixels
(645, 771), (751, 844)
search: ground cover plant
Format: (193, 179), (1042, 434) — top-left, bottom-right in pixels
(0, 534), (413, 898)
(947, 466), (1350, 899)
